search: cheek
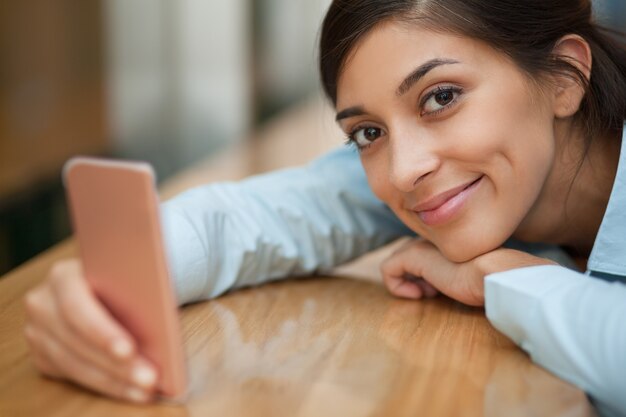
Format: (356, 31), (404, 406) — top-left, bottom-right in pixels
(443, 84), (555, 183)
(444, 73), (552, 163)
(505, 133), (555, 226)
(361, 153), (394, 203)
(433, 105), (512, 166)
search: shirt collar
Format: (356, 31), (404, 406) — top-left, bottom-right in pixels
(587, 122), (626, 276)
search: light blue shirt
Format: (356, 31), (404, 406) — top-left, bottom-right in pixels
(161, 124), (626, 416)
(161, 147), (413, 301)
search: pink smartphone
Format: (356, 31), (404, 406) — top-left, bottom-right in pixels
(63, 157), (187, 400)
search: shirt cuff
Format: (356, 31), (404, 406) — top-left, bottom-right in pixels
(484, 265), (581, 354)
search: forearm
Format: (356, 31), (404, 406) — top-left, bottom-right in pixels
(160, 147), (412, 305)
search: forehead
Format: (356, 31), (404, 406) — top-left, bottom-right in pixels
(336, 21), (508, 107)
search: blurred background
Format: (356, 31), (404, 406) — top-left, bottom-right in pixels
(0, 0), (331, 274)
(0, 0), (624, 275)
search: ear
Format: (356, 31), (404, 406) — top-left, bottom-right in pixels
(551, 35), (592, 118)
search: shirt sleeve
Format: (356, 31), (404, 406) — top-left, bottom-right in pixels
(160, 146), (413, 305)
(485, 265), (626, 417)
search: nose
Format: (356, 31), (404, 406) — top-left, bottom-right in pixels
(388, 130), (440, 192)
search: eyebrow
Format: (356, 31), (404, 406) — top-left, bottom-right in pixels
(335, 58), (460, 122)
(396, 58), (460, 96)
(336, 106), (366, 122)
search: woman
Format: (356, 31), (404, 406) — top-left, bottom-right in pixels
(23, 0), (626, 414)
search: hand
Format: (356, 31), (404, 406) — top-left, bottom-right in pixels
(23, 258), (158, 403)
(380, 239), (555, 306)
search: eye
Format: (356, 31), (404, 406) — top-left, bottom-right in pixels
(349, 126), (384, 149)
(421, 86), (463, 116)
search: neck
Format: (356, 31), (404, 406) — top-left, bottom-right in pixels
(513, 122), (622, 256)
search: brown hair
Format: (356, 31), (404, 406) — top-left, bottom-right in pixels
(319, 0), (626, 140)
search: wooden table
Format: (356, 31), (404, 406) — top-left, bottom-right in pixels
(0, 97), (595, 417)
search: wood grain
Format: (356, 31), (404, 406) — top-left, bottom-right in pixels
(0, 265), (596, 417)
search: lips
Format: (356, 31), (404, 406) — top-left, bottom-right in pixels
(412, 176), (483, 226)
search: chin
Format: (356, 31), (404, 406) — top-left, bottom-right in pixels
(432, 213), (517, 262)
(436, 236), (503, 263)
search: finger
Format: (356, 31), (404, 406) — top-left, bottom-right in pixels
(405, 276), (439, 299)
(404, 274), (439, 298)
(417, 279), (439, 298)
(382, 244), (426, 283)
(381, 240), (428, 299)
(32, 326), (155, 403)
(393, 277), (425, 299)
(27, 284), (157, 390)
(382, 241), (449, 299)
(48, 260), (137, 361)
(394, 242), (487, 305)
(390, 242), (455, 288)
(381, 258), (424, 300)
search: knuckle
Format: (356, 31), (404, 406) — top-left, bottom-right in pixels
(24, 288), (45, 318)
(48, 264), (69, 286)
(48, 258), (81, 286)
(380, 272), (397, 290)
(470, 273), (485, 303)
(49, 260), (67, 278)
(460, 270), (484, 306)
(380, 261), (397, 281)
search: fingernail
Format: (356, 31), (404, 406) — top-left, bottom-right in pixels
(111, 340), (132, 359)
(132, 365), (157, 388)
(126, 387), (147, 402)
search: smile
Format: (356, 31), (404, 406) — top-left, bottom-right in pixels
(413, 176), (483, 226)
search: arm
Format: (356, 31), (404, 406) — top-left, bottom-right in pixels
(161, 146), (413, 305)
(486, 266), (626, 417)
(379, 240), (625, 416)
(22, 146), (411, 402)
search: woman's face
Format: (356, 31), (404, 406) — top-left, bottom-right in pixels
(336, 22), (558, 262)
